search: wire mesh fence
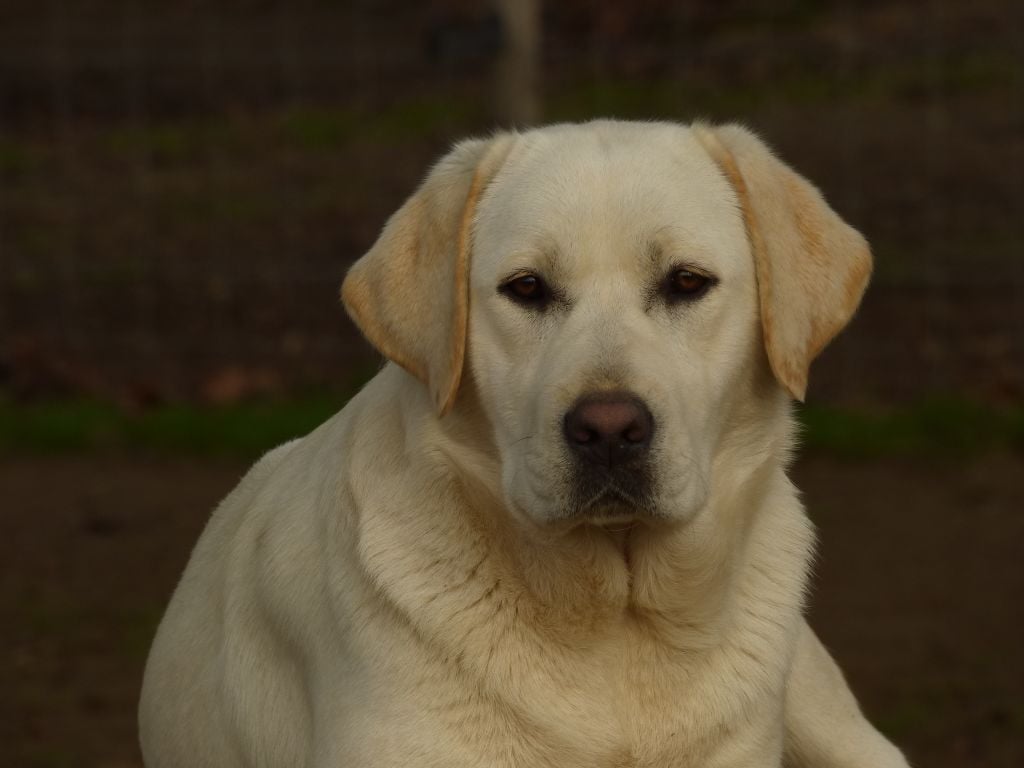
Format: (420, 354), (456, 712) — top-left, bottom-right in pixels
(1, 0), (1021, 405)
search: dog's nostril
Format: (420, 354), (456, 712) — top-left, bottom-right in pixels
(563, 393), (654, 465)
(623, 422), (648, 444)
(567, 423), (600, 445)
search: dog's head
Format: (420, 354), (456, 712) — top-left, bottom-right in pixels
(343, 121), (870, 527)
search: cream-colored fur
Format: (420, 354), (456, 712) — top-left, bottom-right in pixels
(139, 120), (909, 768)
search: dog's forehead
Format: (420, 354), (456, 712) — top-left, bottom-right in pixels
(473, 121), (746, 275)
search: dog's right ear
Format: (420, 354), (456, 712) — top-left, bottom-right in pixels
(341, 134), (516, 416)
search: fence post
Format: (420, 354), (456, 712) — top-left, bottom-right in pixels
(494, 0), (541, 126)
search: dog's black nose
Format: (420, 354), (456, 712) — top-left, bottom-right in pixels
(563, 393), (654, 467)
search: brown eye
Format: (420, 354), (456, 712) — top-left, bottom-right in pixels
(666, 268), (714, 301)
(500, 273), (549, 306)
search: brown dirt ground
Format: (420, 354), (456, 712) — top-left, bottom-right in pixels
(2, 453), (1022, 767)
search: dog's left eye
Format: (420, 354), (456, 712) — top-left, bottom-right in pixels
(500, 273), (549, 307)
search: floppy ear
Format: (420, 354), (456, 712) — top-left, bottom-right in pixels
(341, 134), (516, 415)
(693, 124), (872, 401)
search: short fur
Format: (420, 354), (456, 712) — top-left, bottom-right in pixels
(140, 120), (908, 768)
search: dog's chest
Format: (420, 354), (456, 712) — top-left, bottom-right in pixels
(515, 632), (781, 768)
(348, 621), (782, 768)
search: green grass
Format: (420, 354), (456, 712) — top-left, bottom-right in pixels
(798, 399), (1024, 459)
(279, 99), (482, 149)
(1, 395), (1022, 460)
(0, 397), (344, 458)
(104, 119), (239, 164)
(280, 107), (361, 150)
(0, 135), (38, 176)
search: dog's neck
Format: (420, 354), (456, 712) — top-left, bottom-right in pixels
(406, 371), (809, 651)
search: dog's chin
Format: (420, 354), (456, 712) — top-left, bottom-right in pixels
(577, 498), (645, 527)
(585, 510), (639, 526)
(509, 495), (642, 531)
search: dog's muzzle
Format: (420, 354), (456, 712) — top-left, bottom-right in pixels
(562, 392), (656, 516)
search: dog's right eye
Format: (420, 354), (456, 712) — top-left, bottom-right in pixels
(500, 273), (550, 307)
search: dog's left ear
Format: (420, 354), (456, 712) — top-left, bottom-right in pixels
(693, 123), (872, 401)
(342, 134), (516, 415)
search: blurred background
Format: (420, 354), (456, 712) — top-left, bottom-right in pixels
(1, 1), (1021, 766)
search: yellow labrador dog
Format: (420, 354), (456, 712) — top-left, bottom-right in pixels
(140, 121), (909, 768)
